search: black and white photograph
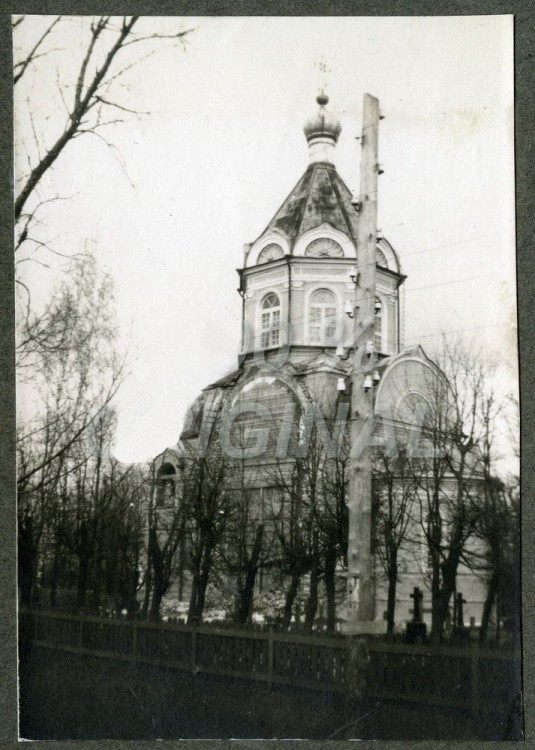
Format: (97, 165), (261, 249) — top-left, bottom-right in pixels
(13, 14), (522, 740)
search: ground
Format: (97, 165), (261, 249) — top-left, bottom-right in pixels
(19, 646), (522, 740)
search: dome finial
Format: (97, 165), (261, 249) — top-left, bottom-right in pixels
(303, 92), (341, 164)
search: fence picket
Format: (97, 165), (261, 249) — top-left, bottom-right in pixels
(20, 609), (519, 714)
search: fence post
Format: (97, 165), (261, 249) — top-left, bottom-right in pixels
(470, 643), (480, 717)
(33, 610), (39, 642)
(78, 616), (84, 651)
(268, 628), (274, 690)
(191, 628), (197, 675)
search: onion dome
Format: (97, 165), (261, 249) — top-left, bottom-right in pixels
(303, 93), (342, 145)
(253, 93), (356, 243)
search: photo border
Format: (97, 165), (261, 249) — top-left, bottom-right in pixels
(1, 2), (532, 747)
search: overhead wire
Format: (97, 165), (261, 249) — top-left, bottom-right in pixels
(242, 271), (503, 346)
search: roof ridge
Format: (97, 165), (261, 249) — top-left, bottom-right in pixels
(327, 168), (358, 244)
(255, 168), (312, 242)
(290, 165), (318, 242)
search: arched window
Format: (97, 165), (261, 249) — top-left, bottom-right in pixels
(374, 297), (383, 352)
(156, 463), (176, 508)
(261, 293), (281, 348)
(309, 288), (337, 344)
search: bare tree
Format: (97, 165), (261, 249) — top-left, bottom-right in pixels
(56, 407), (119, 609)
(264, 428), (347, 631)
(20, 396), (148, 613)
(182, 445), (232, 625)
(14, 16), (194, 616)
(317, 438), (349, 632)
(146, 479), (185, 621)
(14, 15), (192, 254)
(91, 458), (147, 613)
(222, 489), (266, 626)
(258, 389), (350, 631)
(13, 16), (62, 86)
(17, 253), (125, 488)
(264, 458), (311, 628)
(372, 450), (421, 637)
(469, 387), (520, 642)
(299, 394), (351, 631)
(413, 340), (495, 640)
(17, 253), (125, 605)
(301, 436), (324, 631)
(220, 440), (271, 626)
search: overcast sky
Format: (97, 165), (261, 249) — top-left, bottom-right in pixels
(15, 15), (515, 463)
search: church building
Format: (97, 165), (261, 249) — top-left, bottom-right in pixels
(152, 94), (489, 633)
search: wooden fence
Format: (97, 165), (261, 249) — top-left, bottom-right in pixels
(19, 609), (521, 715)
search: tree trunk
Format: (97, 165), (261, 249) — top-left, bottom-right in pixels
(305, 566), (319, 631)
(76, 519), (92, 611)
(19, 555), (35, 607)
(93, 553), (103, 610)
(324, 547), (337, 633)
(236, 570), (256, 625)
(480, 571), (499, 643)
(283, 572), (300, 627)
(193, 566), (210, 623)
(148, 529), (168, 621)
(18, 515), (38, 607)
(188, 540), (213, 625)
(141, 561), (152, 618)
(434, 545), (462, 640)
(432, 590), (452, 642)
(120, 547), (139, 613)
(150, 580), (166, 621)
(178, 538), (185, 601)
(77, 553), (90, 610)
(188, 569), (200, 624)
(236, 525), (264, 625)
(430, 558), (443, 642)
(386, 558), (398, 638)
(49, 545), (60, 608)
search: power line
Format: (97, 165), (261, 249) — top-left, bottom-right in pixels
(242, 271), (501, 342)
(402, 235), (483, 260)
(404, 322), (504, 344)
(341, 234), (484, 272)
(246, 233), (487, 278)
(244, 306), (506, 348)
(406, 272), (498, 294)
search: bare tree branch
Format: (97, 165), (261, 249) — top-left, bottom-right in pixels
(94, 94), (149, 115)
(14, 16), (62, 85)
(14, 16), (192, 231)
(121, 28), (193, 48)
(14, 16), (140, 222)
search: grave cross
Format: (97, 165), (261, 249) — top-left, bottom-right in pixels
(409, 586), (423, 623)
(456, 592), (467, 629)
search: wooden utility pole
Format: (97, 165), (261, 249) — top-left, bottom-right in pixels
(344, 93), (380, 633)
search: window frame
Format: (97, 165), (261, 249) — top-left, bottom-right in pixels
(307, 287), (338, 345)
(260, 292), (281, 349)
(374, 296), (383, 352)
(155, 463), (177, 508)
